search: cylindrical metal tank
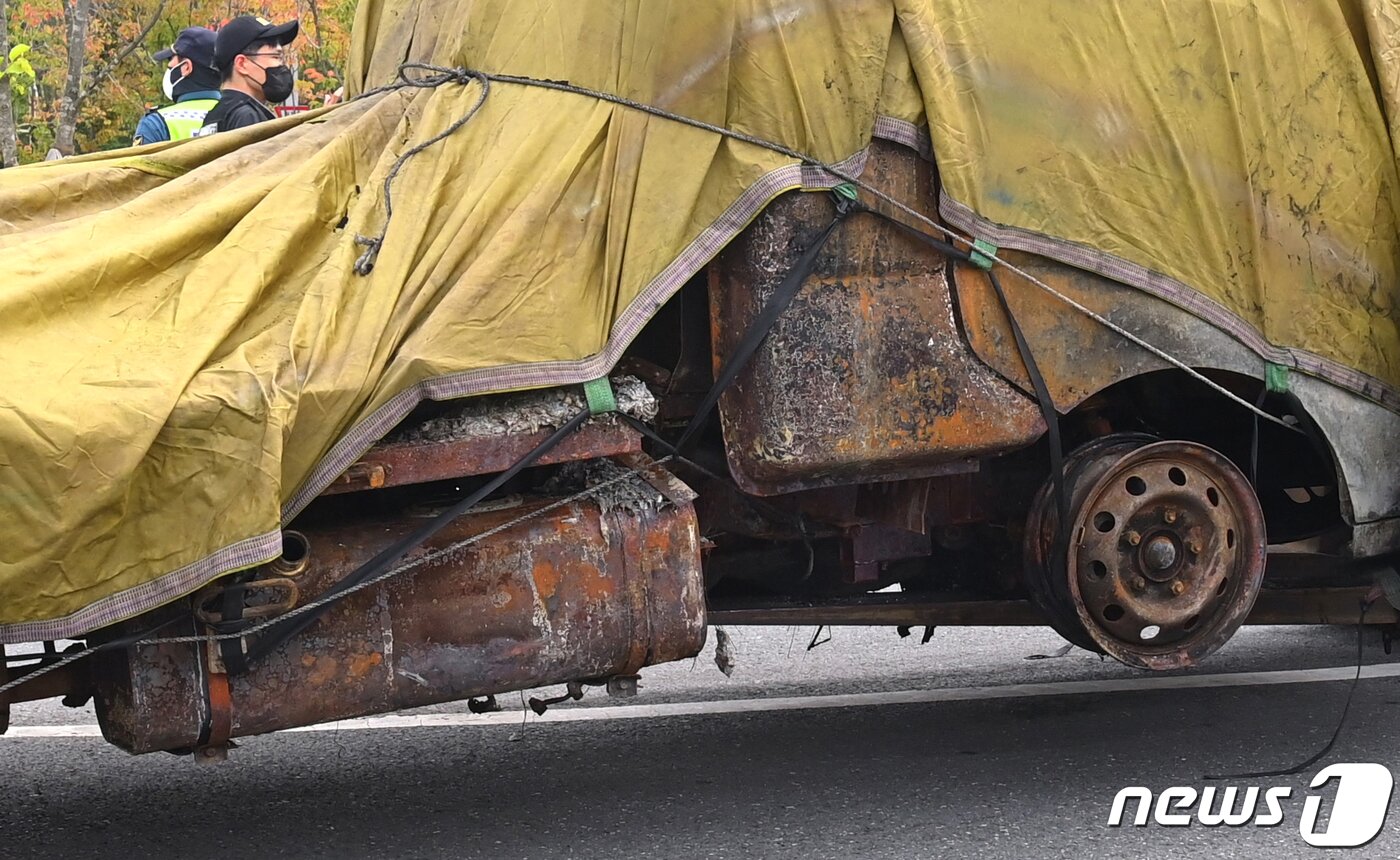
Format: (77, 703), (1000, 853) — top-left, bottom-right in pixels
(93, 476), (705, 754)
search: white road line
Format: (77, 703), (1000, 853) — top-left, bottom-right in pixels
(5, 662), (1399, 739)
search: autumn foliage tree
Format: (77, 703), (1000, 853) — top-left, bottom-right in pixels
(0, 0), (36, 166)
(0, 0), (354, 164)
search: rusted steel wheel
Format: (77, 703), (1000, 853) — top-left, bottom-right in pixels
(1024, 436), (1267, 670)
(1022, 435), (1152, 654)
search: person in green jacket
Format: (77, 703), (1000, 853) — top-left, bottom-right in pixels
(132, 27), (222, 145)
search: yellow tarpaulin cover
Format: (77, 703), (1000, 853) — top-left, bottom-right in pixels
(1, 1), (1397, 640)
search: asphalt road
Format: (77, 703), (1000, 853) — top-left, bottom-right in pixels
(4, 624), (1400, 859)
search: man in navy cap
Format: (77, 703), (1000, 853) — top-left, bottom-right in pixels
(196, 15), (300, 136)
(132, 27), (222, 145)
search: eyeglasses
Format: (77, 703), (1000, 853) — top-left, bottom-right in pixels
(242, 51), (286, 62)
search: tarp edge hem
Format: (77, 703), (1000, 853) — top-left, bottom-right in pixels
(0, 530), (282, 644)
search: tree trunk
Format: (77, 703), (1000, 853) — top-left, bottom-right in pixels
(0, 0), (19, 167)
(305, 0), (324, 45)
(52, 0), (91, 158)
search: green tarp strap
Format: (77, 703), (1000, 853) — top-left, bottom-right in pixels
(583, 377), (617, 415)
(832, 182), (859, 203)
(1266, 363), (1290, 394)
(970, 238), (998, 271)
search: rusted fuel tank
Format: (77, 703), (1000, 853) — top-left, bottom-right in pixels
(93, 468), (705, 754)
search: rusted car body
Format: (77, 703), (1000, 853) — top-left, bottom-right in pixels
(4, 139), (1398, 756)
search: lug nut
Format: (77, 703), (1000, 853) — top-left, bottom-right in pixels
(1125, 530), (1142, 546)
(1163, 509), (1178, 524)
(1132, 576), (1148, 591)
(1170, 580), (1187, 596)
(1188, 540), (1202, 555)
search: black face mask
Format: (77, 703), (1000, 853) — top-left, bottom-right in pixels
(259, 65), (295, 104)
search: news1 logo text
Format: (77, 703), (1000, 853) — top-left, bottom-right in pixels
(1108, 763), (1394, 848)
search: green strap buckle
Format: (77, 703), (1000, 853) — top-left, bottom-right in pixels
(583, 377), (617, 416)
(970, 238), (998, 271)
(1265, 363), (1290, 394)
(832, 183), (859, 202)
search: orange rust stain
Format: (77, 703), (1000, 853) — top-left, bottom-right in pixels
(306, 655), (338, 687)
(533, 559), (562, 600)
(569, 560), (614, 599)
(347, 651), (384, 679)
(642, 527), (679, 555)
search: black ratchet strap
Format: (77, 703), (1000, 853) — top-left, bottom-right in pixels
(674, 190), (859, 453)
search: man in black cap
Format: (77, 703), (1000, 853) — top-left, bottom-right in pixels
(196, 15), (300, 136)
(132, 27), (222, 145)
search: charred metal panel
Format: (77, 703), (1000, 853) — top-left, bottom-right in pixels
(1289, 371), (1400, 532)
(94, 476), (704, 754)
(709, 140), (1043, 496)
(951, 252), (1265, 412)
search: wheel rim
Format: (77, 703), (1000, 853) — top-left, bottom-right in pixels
(1022, 434), (1156, 654)
(1024, 437), (1267, 670)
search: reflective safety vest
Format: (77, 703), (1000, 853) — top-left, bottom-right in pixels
(154, 98), (220, 141)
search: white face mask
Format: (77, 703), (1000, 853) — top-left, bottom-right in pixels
(161, 65), (185, 101)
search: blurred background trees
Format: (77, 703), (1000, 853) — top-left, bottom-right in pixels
(0, 0), (355, 164)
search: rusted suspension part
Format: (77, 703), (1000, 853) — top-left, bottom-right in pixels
(194, 578), (300, 624)
(192, 533), (310, 627)
(1024, 435), (1267, 670)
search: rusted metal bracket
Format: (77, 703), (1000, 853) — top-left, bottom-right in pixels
(198, 635), (234, 760)
(194, 578), (300, 624)
(529, 680), (585, 715)
(322, 423), (642, 496)
(0, 661), (90, 706)
(528, 674), (642, 715)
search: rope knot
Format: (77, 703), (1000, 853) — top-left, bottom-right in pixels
(351, 64), (492, 277)
(395, 63), (482, 90)
(353, 234), (383, 275)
